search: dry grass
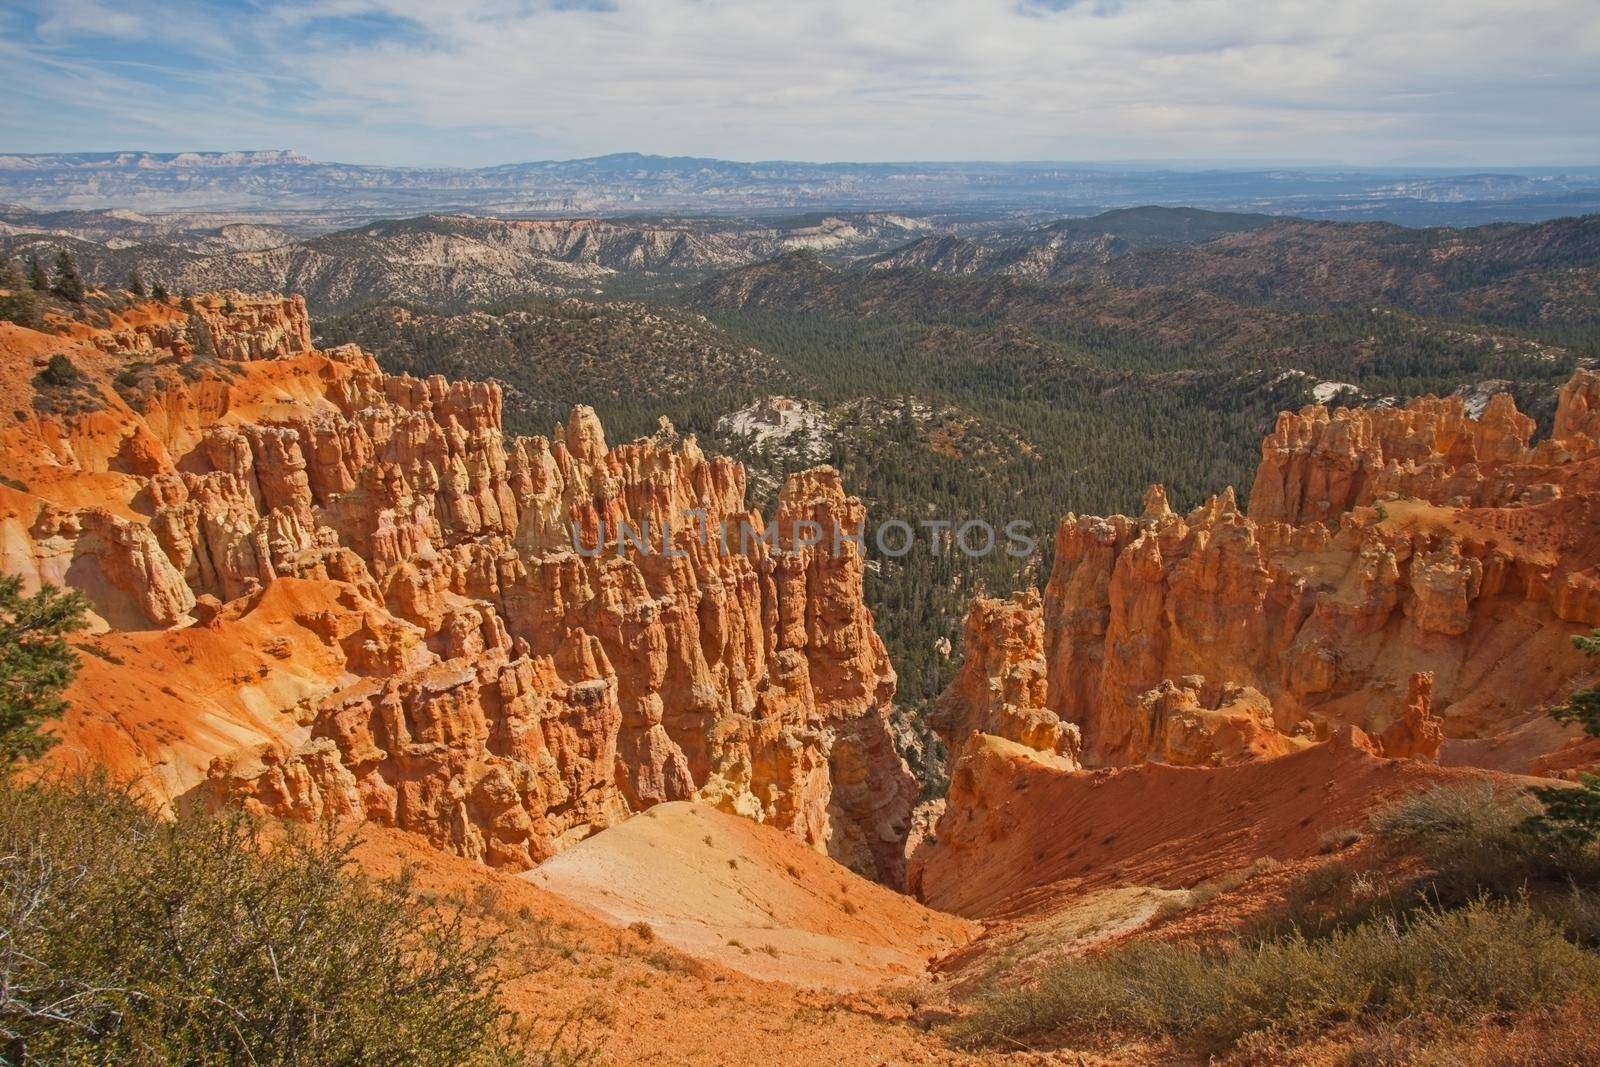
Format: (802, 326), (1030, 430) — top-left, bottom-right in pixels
(949, 900), (1599, 1055)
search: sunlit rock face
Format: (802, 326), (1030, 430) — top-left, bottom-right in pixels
(912, 372), (1600, 917)
(939, 372), (1600, 771)
(3, 292), (913, 882)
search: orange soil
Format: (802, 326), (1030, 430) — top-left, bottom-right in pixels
(351, 825), (1005, 1066)
(45, 579), (376, 806)
(917, 732), (1508, 921)
(526, 801), (978, 991)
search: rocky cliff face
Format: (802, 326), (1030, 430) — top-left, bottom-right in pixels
(911, 375), (1600, 912)
(936, 375), (1600, 773)
(0, 292), (913, 882)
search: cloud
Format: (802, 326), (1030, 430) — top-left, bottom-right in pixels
(33, 0), (146, 41)
(0, 0), (1596, 166)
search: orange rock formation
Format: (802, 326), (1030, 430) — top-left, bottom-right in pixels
(936, 379), (1600, 773)
(1, 293), (913, 882)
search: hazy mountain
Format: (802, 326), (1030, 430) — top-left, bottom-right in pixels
(5, 150), (1600, 224)
(861, 206), (1278, 279)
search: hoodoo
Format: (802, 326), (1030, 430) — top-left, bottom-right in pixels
(932, 375), (1600, 771)
(0, 292), (915, 882)
(915, 374), (1600, 910)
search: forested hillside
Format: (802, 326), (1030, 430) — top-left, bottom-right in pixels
(319, 298), (789, 440)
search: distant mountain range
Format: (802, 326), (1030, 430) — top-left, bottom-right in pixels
(0, 208), (932, 311)
(695, 207), (1600, 342)
(8, 202), (1598, 331)
(4, 150), (1600, 225)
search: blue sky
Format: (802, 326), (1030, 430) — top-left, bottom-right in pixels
(2, 0), (1597, 167)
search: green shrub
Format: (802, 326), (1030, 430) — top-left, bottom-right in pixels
(1247, 859), (1413, 942)
(0, 288), (37, 329)
(1528, 773), (1600, 851)
(1540, 884), (1600, 949)
(1526, 630), (1600, 849)
(1369, 782), (1596, 899)
(949, 900), (1600, 1054)
(1548, 630), (1600, 738)
(0, 776), (514, 1065)
(36, 354), (81, 389)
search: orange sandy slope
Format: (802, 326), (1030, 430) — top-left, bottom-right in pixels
(526, 801), (978, 991)
(352, 824), (1002, 1066)
(915, 731), (1512, 921)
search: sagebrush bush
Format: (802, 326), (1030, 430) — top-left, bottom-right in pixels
(950, 900), (1600, 1053)
(1247, 859), (1414, 942)
(0, 776), (514, 1065)
(1370, 782), (1598, 899)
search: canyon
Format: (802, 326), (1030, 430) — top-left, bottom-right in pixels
(0, 291), (915, 884)
(913, 370), (1600, 913)
(9, 288), (1598, 896)
(5, 283), (1600, 1062)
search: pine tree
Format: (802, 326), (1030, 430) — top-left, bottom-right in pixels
(1527, 629), (1600, 846)
(27, 255), (48, 291)
(151, 280), (170, 302)
(186, 313), (216, 362)
(0, 268), (37, 327)
(50, 251), (85, 303)
(0, 575), (87, 767)
(1549, 631), (1600, 736)
(127, 269), (147, 298)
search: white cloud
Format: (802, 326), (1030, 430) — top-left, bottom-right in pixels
(34, 0), (146, 41)
(2, 0), (1597, 165)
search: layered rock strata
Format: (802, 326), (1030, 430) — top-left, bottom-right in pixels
(935, 375), (1600, 771)
(0, 293), (914, 881)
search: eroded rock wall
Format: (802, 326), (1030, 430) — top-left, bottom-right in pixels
(1, 293), (913, 882)
(941, 375), (1600, 771)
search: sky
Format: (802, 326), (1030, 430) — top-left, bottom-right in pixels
(1, 0), (1597, 168)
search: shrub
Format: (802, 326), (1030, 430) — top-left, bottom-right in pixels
(1526, 630), (1600, 849)
(1247, 859), (1414, 942)
(0, 776), (513, 1065)
(1540, 884), (1600, 949)
(1548, 630), (1600, 738)
(949, 900), (1599, 1054)
(1369, 782), (1595, 899)
(1528, 773), (1600, 850)
(0, 288), (37, 329)
(36, 354), (82, 389)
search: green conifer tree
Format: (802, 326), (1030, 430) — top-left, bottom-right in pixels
(1527, 629), (1600, 846)
(0, 575), (87, 767)
(50, 251), (85, 303)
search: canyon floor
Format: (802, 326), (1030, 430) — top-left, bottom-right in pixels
(355, 729), (1568, 1065)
